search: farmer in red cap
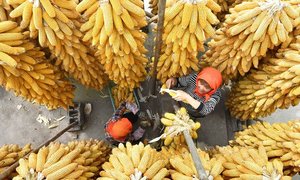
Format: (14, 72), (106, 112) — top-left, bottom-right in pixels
(166, 67), (223, 118)
(105, 101), (150, 145)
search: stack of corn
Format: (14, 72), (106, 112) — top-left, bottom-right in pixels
(7, 0), (108, 90)
(112, 85), (135, 108)
(203, 0), (299, 81)
(159, 107), (201, 146)
(0, 144), (31, 178)
(77, 0), (148, 91)
(98, 142), (169, 179)
(13, 140), (111, 179)
(157, 0), (221, 82)
(230, 120), (300, 176)
(214, 145), (292, 179)
(226, 36), (300, 120)
(0, 21), (74, 109)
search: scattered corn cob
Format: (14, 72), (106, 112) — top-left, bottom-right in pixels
(213, 145), (292, 179)
(98, 142), (169, 179)
(154, 107), (201, 146)
(204, 0), (299, 81)
(13, 140), (111, 179)
(77, 0), (148, 91)
(157, 0), (221, 82)
(230, 120), (300, 175)
(112, 85), (134, 108)
(226, 35), (300, 120)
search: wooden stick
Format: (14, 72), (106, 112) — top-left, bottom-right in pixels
(0, 121), (77, 179)
(150, 0), (167, 95)
(146, 11), (155, 18)
(183, 130), (208, 180)
(148, 15), (158, 24)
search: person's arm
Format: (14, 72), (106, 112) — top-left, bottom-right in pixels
(196, 90), (221, 116)
(111, 101), (127, 120)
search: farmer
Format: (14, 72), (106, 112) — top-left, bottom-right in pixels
(165, 67), (223, 118)
(105, 101), (150, 145)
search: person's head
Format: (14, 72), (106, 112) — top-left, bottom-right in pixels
(194, 67), (223, 101)
(110, 118), (132, 140)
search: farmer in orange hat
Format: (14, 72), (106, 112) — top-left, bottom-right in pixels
(166, 67), (223, 118)
(105, 101), (150, 145)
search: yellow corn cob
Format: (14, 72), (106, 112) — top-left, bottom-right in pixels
(36, 148), (48, 172)
(40, 0), (55, 17)
(101, 2), (113, 36)
(47, 163), (77, 180)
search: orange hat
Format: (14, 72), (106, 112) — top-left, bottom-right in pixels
(194, 67), (223, 102)
(107, 118), (132, 141)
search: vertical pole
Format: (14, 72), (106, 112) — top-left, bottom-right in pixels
(150, 0), (166, 95)
(183, 130), (209, 180)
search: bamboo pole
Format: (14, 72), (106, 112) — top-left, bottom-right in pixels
(183, 130), (209, 180)
(150, 0), (166, 95)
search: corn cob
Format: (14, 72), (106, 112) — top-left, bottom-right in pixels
(227, 36), (300, 120)
(157, 0), (220, 82)
(203, 0), (298, 82)
(157, 107), (201, 146)
(14, 140), (111, 179)
(230, 120), (300, 175)
(98, 142), (168, 179)
(76, 0), (147, 91)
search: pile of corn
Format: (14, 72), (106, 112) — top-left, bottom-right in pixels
(230, 120), (300, 176)
(98, 142), (169, 180)
(7, 0), (108, 90)
(77, 0), (148, 91)
(0, 144), (31, 178)
(13, 140), (111, 179)
(112, 85), (135, 108)
(160, 107), (201, 146)
(226, 35), (300, 120)
(160, 145), (224, 179)
(204, 0), (299, 81)
(214, 145), (292, 179)
(157, 0), (221, 82)
(0, 20), (74, 109)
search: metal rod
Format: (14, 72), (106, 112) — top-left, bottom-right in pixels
(183, 130), (208, 180)
(150, 0), (167, 95)
(0, 121), (77, 179)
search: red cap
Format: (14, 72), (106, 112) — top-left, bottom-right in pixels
(107, 118), (132, 141)
(194, 67), (223, 102)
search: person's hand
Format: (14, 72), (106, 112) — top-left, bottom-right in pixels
(173, 90), (191, 102)
(165, 77), (177, 89)
(126, 102), (139, 114)
(132, 127), (145, 140)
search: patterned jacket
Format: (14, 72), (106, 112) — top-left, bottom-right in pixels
(177, 72), (222, 117)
